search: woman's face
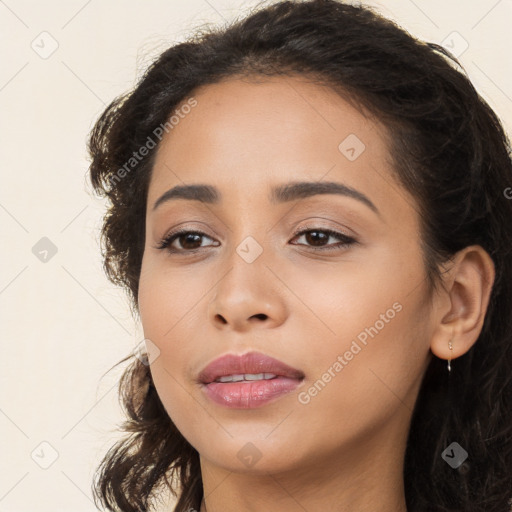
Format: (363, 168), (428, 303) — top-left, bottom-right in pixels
(138, 75), (435, 476)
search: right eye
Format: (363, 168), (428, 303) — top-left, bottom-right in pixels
(155, 229), (220, 253)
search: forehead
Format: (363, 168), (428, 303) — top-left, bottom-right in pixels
(147, 75), (404, 218)
(153, 75), (383, 163)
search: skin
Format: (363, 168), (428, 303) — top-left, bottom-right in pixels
(137, 75), (495, 512)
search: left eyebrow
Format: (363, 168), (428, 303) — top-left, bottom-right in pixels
(269, 180), (380, 216)
(152, 180), (380, 217)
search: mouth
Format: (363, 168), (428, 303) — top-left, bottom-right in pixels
(198, 351), (305, 409)
(198, 350), (305, 385)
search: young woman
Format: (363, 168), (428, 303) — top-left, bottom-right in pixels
(87, 1), (512, 511)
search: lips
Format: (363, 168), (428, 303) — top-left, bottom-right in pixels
(198, 351), (305, 384)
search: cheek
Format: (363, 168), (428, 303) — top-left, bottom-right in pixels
(280, 241), (420, 345)
(138, 288), (204, 376)
(292, 255), (431, 438)
(138, 297), (201, 446)
(137, 259), (214, 423)
(138, 258), (210, 339)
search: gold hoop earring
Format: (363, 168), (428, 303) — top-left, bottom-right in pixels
(447, 339), (453, 372)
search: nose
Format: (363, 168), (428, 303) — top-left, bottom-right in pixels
(207, 250), (287, 333)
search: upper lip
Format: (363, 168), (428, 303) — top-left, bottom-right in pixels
(198, 351), (305, 384)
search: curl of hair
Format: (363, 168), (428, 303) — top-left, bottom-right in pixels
(87, 1), (512, 510)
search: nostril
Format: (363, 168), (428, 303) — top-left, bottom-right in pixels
(215, 314), (228, 324)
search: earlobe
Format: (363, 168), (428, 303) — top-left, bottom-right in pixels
(430, 245), (495, 363)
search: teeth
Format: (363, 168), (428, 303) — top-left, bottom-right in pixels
(245, 373), (277, 381)
(216, 373), (277, 383)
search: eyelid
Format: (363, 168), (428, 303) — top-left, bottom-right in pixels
(290, 221), (356, 240)
(159, 221), (219, 242)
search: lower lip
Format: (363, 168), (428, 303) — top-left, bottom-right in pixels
(202, 377), (303, 409)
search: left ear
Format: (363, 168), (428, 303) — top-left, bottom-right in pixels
(429, 245), (495, 362)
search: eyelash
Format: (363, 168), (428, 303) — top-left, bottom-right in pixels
(155, 225), (357, 254)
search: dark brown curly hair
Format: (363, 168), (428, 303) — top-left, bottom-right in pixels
(87, 1), (512, 511)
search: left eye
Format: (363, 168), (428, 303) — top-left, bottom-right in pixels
(290, 227), (357, 251)
(155, 227), (357, 254)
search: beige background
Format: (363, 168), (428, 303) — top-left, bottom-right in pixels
(1, 0), (511, 511)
